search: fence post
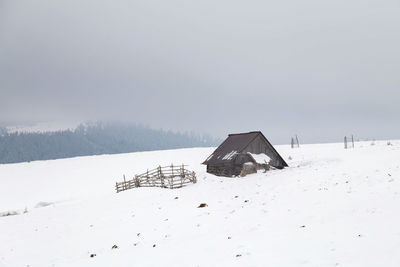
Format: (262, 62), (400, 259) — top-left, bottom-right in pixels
(135, 175), (140, 187)
(193, 171), (197, 183)
(351, 135), (354, 148)
(159, 166), (165, 188)
(291, 137), (294, 148)
(296, 135), (299, 148)
(344, 136), (348, 149)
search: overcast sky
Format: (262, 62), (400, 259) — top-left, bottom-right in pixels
(0, 0), (399, 143)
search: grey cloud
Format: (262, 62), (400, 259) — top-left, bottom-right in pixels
(0, 0), (399, 143)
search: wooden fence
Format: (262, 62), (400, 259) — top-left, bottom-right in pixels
(116, 164), (197, 193)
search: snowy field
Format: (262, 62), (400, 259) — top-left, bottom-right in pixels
(1, 140), (400, 267)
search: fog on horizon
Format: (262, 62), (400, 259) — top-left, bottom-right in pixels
(1, 0), (399, 144)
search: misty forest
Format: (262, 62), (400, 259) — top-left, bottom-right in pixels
(0, 122), (219, 164)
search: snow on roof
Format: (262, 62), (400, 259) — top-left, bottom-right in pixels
(205, 154), (214, 162)
(222, 150), (237, 160)
(248, 152), (271, 164)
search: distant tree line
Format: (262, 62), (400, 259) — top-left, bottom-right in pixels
(0, 122), (219, 164)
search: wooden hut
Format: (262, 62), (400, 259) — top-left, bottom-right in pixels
(202, 131), (288, 177)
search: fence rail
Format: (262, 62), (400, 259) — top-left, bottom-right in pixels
(116, 164), (196, 193)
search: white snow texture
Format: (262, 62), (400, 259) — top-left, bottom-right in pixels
(1, 140), (400, 266)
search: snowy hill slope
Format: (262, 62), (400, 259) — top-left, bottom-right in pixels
(1, 141), (400, 267)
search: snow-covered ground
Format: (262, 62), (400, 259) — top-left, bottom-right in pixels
(1, 141), (400, 267)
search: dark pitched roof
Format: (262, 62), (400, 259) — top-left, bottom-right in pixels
(203, 131), (288, 168)
(202, 131), (260, 165)
(203, 131), (286, 165)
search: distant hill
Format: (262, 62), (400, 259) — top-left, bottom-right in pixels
(0, 122), (219, 164)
